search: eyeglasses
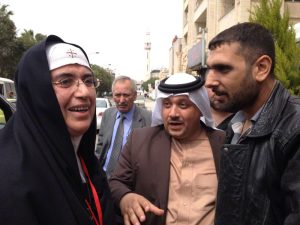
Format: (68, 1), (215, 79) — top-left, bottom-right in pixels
(52, 77), (100, 89)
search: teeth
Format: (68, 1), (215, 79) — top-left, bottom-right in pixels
(70, 106), (89, 112)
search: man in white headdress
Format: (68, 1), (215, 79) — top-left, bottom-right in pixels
(109, 73), (225, 225)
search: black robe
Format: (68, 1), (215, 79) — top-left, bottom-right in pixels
(0, 35), (116, 225)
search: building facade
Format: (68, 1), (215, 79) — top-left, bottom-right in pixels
(169, 0), (300, 74)
(295, 22), (300, 43)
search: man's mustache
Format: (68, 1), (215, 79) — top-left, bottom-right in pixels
(212, 87), (226, 96)
(168, 119), (182, 124)
(116, 103), (128, 107)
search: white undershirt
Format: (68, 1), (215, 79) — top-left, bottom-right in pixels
(71, 136), (86, 183)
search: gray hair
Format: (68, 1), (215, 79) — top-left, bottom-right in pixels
(112, 75), (137, 92)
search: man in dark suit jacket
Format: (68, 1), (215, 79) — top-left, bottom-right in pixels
(95, 76), (151, 177)
(109, 73), (225, 225)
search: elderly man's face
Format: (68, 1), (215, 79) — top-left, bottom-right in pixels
(113, 79), (137, 113)
(162, 95), (202, 141)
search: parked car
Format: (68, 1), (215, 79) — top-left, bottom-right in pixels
(96, 97), (112, 132)
(134, 94), (146, 108)
(0, 94), (16, 129)
(0, 77), (17, 101)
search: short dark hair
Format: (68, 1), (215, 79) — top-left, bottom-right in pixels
(208, 22), (275, 77)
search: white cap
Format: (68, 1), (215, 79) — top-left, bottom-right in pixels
(165, 73), (196, 84)
(46, 43), (91, 70)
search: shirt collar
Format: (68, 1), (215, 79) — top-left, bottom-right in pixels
(231, 105), (263, 124)
(117, 105), (135, 121)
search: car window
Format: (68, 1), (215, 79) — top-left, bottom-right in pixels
(0, 84), (3, 95)
(6, 83), (17, 99)
(96, 99), (107, 108)
(0, 95), (16, 129)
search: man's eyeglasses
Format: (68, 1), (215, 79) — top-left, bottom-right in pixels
(52, 77), (100, 89)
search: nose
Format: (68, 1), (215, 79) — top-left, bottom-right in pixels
(119, 95), (126, 103)
(76, 79), (84, 87)
(74, 81), (91, 97)
(205, 70), (219, 89)
(169, 105), (179, 118)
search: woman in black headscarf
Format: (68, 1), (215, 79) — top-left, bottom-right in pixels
(0, 35), (115, 225)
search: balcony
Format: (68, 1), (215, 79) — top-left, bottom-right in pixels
(194, 0), (208, 23)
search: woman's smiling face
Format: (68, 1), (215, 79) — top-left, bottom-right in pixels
(51, 64), (96, 137)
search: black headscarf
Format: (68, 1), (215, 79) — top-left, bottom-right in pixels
(0, 35), (115, 225)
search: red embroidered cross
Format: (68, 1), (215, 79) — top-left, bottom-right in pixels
(66, 49), (77, 58)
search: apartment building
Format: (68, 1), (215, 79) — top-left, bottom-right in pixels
(169, 0), (300, 74)
(295, 22), (300, 42)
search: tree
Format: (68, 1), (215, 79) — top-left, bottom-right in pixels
(91, 64), (113, 97)
(0, 4), (18, 79)
(17, 29), (47, 51)
(250, 0), (300, 94)
(141, 77), (159, 92)
(0, 4), (47, 80)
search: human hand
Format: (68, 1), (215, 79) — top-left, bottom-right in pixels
(119, 193), (164, 225)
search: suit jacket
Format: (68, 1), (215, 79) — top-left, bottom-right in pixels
(109, 124), (225, 225)
(96, 105), (152, 166)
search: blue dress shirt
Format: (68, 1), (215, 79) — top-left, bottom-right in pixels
(103, 106), (135, 171)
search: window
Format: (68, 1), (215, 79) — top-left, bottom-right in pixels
(96, 99), (107, 108)
(220, 0), (235, 18)
(0, 84), (3, 95)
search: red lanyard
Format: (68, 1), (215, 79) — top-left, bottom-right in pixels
(79, 156), (103, 225)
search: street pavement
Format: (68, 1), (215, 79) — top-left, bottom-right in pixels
(145, 98), (154, 111)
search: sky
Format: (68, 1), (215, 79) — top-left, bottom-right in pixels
(2, 0), (183, 81)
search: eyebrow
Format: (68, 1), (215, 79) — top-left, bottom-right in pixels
(207, 64), (233, 71)
(163, 96), (191, 102)
(54, 72), (93, 79)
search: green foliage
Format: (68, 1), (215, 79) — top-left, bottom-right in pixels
(0, 4), (18, 79)
(91, 64), (113, 97)
(0, 4), (47, 80)
(35, 33), (47, 42)
(141, 77), (159, 92)
(250, 0), (300, 95)
(0, 3), (112, 96)
(17, 29), (47, 50)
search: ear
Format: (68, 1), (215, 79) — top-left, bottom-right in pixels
(252, 55), (272, 82)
